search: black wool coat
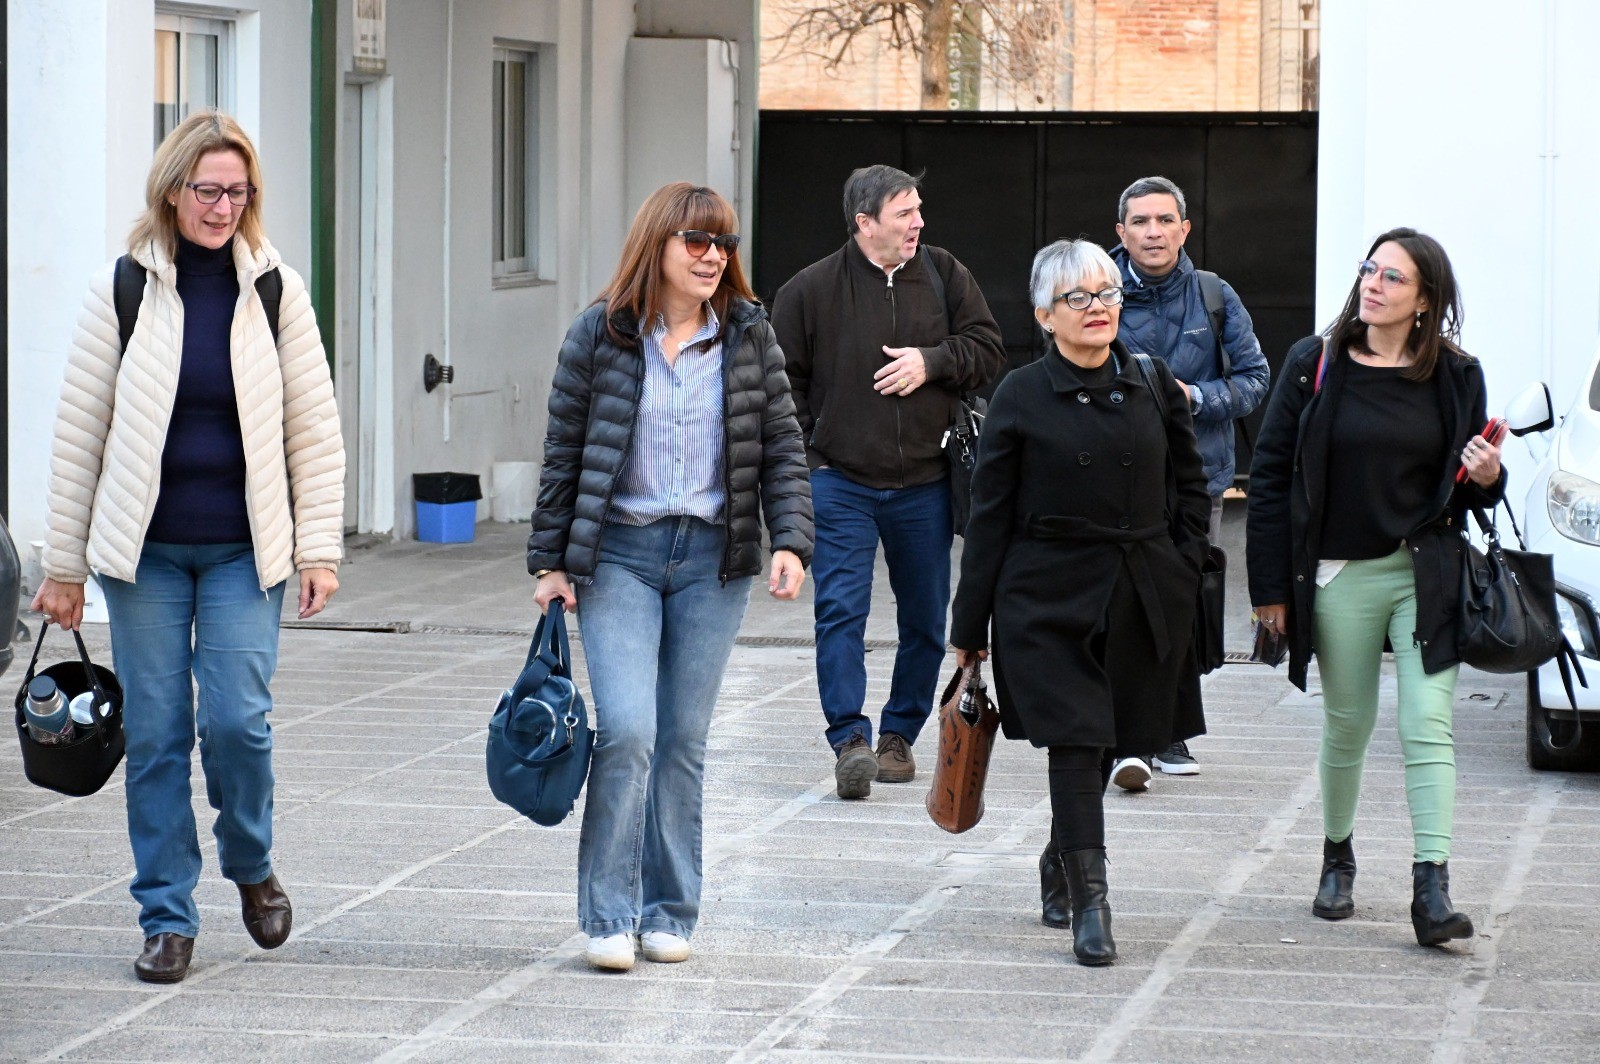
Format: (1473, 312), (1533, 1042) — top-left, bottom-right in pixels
(1245, 336), (1505, 691)
(949, 343), (1212, 752)
(526, 299), (814, 583)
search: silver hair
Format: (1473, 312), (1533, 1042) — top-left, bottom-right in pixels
(1030, 239), (1121, 315)
(1117, 175), (1187, 223)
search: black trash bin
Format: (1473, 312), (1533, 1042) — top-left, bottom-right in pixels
(413, 473), (482, 543)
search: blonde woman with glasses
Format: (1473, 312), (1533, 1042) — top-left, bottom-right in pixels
(33, 111), (344, 983)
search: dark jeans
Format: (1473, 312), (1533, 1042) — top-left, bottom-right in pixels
(810, 467), (953, 750)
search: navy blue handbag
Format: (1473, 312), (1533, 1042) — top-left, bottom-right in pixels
(486, 602), (592, 826)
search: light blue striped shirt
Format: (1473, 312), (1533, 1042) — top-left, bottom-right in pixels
(610, 307), (727, 527)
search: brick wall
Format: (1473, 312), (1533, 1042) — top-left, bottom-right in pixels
(759, 0), (1317, 111)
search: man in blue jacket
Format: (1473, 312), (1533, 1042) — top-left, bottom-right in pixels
(1111, 175), (1270, 787)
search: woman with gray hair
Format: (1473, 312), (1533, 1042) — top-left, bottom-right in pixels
(949, 239), (1210, 965)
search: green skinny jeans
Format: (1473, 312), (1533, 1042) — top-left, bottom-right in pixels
(1312, 548), (1460, 863)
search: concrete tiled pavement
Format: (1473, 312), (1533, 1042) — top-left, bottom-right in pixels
(3, 508), (1598, 1062)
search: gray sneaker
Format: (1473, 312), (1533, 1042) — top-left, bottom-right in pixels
(834, 736), (878, 799)
(1153, 740), (1199, 775)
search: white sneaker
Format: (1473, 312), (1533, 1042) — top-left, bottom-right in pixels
(584, 933), (636, 971)
(639, 930), (692, 963)
(1110, 757), (1152, 792)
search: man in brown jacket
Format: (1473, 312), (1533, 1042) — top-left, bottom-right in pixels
(771, 165), (1005, 799)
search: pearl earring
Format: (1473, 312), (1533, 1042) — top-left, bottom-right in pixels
(1414, 311), (1424, 329)
(1043, 324), (1054, 334)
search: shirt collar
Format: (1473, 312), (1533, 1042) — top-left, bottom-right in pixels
(645, 303), (721, 348)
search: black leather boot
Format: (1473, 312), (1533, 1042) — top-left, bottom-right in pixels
(1061, 848), (1116, 966)
(1411, 861), (1473, 946)
(1313, 835), (1356, 920)
(1040, 840), (1071, 929)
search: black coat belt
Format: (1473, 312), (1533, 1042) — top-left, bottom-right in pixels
(1023, 515), (1175, 660)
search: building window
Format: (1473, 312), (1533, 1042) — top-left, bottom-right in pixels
(154, 11), (234, 148)
(492, 47), (539, 281)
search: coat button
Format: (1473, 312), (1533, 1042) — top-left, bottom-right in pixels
(1078, 452), (1092, 466)
(1118, 516), (1131, 529)
(1076, 392), (1091, 404)
(1297, 575), (1305, 581)
(1109, 390), (1125, 404)
(1120, 452), (1134, 466)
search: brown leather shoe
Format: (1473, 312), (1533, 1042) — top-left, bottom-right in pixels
(875, 732), (916, 783)
(134, 932), (194, 983)
(238, 873), (293, 949)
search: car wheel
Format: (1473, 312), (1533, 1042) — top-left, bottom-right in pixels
(1526, 672), (1600, 771)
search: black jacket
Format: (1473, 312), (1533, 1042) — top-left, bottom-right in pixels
(950, 344), (1211, 751)
(771, 240), (1005, 490)
(1246, 335), (1505, 690)
(527, 299), (813, 583)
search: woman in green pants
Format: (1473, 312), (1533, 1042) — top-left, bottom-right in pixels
(1246, 228), (1504, 947)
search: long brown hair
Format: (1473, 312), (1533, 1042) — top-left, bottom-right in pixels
(128, 110), (266, 258)
(1325, 227), (1464, 381)
(595, 183), (756, 343)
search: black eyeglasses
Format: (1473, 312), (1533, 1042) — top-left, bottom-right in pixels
(1053, 286), (1124, 311)
(186, 182), (257, 206)
(674, 230), (740, 257)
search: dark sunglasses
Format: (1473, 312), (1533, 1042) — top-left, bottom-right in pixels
(674, 230), (740, 257)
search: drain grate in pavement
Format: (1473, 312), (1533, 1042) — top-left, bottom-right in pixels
(281, 619), (413, 633)
(735, 635), (897, 649)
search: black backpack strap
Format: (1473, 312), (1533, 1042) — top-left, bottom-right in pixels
(113, 254), (148, 356)
(1195, 269), (1229, 376)
(921, 249), (950, 335)
(255, 267), (283, 346)
(112, 258), (280, 352)
(1131, 352), (1169, 420)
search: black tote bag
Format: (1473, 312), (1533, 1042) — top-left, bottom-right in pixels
(12, 623), (125, 797)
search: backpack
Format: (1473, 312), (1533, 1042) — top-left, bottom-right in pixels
(1195, 268), (1255, 454)
(112, 254), (282, 354)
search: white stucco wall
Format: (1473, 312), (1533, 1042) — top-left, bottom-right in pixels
(1318, 1), (1600, 418)
(6, 0), (314, 557)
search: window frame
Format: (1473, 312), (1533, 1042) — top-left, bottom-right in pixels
(153, 8), (237, 149)
(491, 45), (541, 286)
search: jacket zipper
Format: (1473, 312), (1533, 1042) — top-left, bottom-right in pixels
(885, 271), (906, 487)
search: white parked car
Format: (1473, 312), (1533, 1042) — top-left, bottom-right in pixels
(1506, 345), (1600, 769)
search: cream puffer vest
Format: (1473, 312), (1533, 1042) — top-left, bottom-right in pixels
(42, 237), (345, 590)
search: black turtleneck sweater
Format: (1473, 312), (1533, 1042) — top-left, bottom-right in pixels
(145, 237), (251, 545)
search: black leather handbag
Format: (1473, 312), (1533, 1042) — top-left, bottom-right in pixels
(12, 624), (125, 797)
(1458, 505), (1560, 674)
(485, 602), (592, 827)
(1195, 545), (1227, 674)
(945, 395), (986, 536)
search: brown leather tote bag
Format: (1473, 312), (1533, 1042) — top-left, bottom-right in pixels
(924, 662), (1000, 833)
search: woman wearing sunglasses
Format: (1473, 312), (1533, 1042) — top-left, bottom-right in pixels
(949, 239), (1210, 966)
(528, 183), (813, 971)
(33, 111), (343, 982)
(1247, 228), (1504, 946)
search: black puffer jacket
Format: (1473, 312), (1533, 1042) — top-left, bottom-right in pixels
(527, 298), (813, 583)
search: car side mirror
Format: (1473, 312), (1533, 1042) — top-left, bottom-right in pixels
(1506, 382), (1555, 436)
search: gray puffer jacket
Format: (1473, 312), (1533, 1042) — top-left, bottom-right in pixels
(527, 299), (813, 583)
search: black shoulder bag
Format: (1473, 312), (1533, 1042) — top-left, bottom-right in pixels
(1458, 502), (1588, 751)
(1133, 353), (1226, 674)
(922, 254), (987, 537)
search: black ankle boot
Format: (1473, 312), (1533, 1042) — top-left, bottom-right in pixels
(1040, 840), (1071, 929)
(1061, 848), (1116, 966)
(1411, 861), (1473, 946)
(1313, 835), (1356, 920)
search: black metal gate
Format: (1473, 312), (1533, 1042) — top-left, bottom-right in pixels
(754, 110), (1318, 421)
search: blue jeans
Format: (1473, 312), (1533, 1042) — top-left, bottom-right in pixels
(100, 542), (286, 938)
(574, 518), (751, 938)
(810, 468), (953, 751)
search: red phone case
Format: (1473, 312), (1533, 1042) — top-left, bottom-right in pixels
(1457, 418), (1507, 483)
